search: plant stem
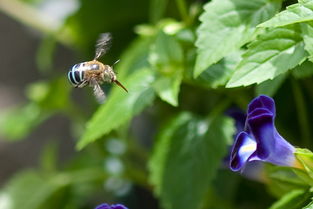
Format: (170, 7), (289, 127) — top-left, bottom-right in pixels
(291, 79), (311, 147)
(175, 0), (190, 25)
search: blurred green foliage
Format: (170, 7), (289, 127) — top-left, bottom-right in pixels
(2, 0), (313, 209)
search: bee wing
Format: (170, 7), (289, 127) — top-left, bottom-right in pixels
(94, 33), (112, 60)
(90, 78), (106, 103)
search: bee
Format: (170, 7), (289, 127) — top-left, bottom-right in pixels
(67, 33), (128, 103)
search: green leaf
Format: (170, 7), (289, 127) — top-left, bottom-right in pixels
(227, 25), (307, 87)
(259, 0), (313, 28)
(301, 22), (313, 62)
(153, 75), (182, 106)
(149, 112), (234, 209)
(255, 74), (286, 97)
(295, 148), (313, 177)
(149, 31), (184, 106)
(0, 103), (49, 140)
(269, 190), (312, 209)
(117, 37), (152, 79)
(292, 60), (313, 78)
(194, 0), (282, 77)
(0, 171), (67, 209)
(265, 165), (308, 197)
(0, 168), (106, 209)
(77, 69), (155, 150)
(196, 50), (243, 88)
(303, 199), (313, 209)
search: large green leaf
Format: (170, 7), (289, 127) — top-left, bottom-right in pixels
(149, 31), (183, 106)
(194, 0), (281, 77)
(227, 25), (307, 87)
(77, 69), (155, 149)
(149, 112), (234, 209)
(259, 0), (313, 28)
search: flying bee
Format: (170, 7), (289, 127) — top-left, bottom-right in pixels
(67, 33), (128, 103)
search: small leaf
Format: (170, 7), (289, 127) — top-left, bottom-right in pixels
(153, 74), (182, 106)
(149, 113), (234, 209)
(269, 190), (312, 209)
(295, 148), (313, 176)
(149, 31), (184, 106)
(227, 25), (307, 87)
(195, 0), (282, 77)
(259, 1), (313, 28)
(265, 165), (308, 196)
(77, 69), (155, 150)
(255, 74), (286, 97)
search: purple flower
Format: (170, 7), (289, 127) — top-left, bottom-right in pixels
(230, 95), (296, 172)
(95, 203), (128, 209)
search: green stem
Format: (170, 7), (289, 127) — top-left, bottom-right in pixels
(291, 79), (311, 147)
(208, 95), (232, 121)
(175, 0), (190, 25)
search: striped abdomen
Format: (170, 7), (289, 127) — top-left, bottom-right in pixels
(68, 62), (100, 87)
(68, 63), (86, 86)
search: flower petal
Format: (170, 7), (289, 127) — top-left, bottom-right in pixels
(247, 108), (274, 159)
(247, 95), (275, 115)
(230, 132), (257, 171)
(95, 204), (128, 209)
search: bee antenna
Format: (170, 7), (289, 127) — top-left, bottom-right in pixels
(114, 80), (128, 93)
(113, 59), (120, 66)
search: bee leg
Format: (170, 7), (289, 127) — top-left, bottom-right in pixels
(77, 80), (88, 88)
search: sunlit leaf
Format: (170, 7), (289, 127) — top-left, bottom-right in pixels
(77, 69), (155, 149)
(149, 112), (234, 209)
(303, 200), (313, 209)
(301, 22), (313, 62)
(195, 0), (281, 77)
(259, 1), (313, 28)
(227, 25), (307, 87)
